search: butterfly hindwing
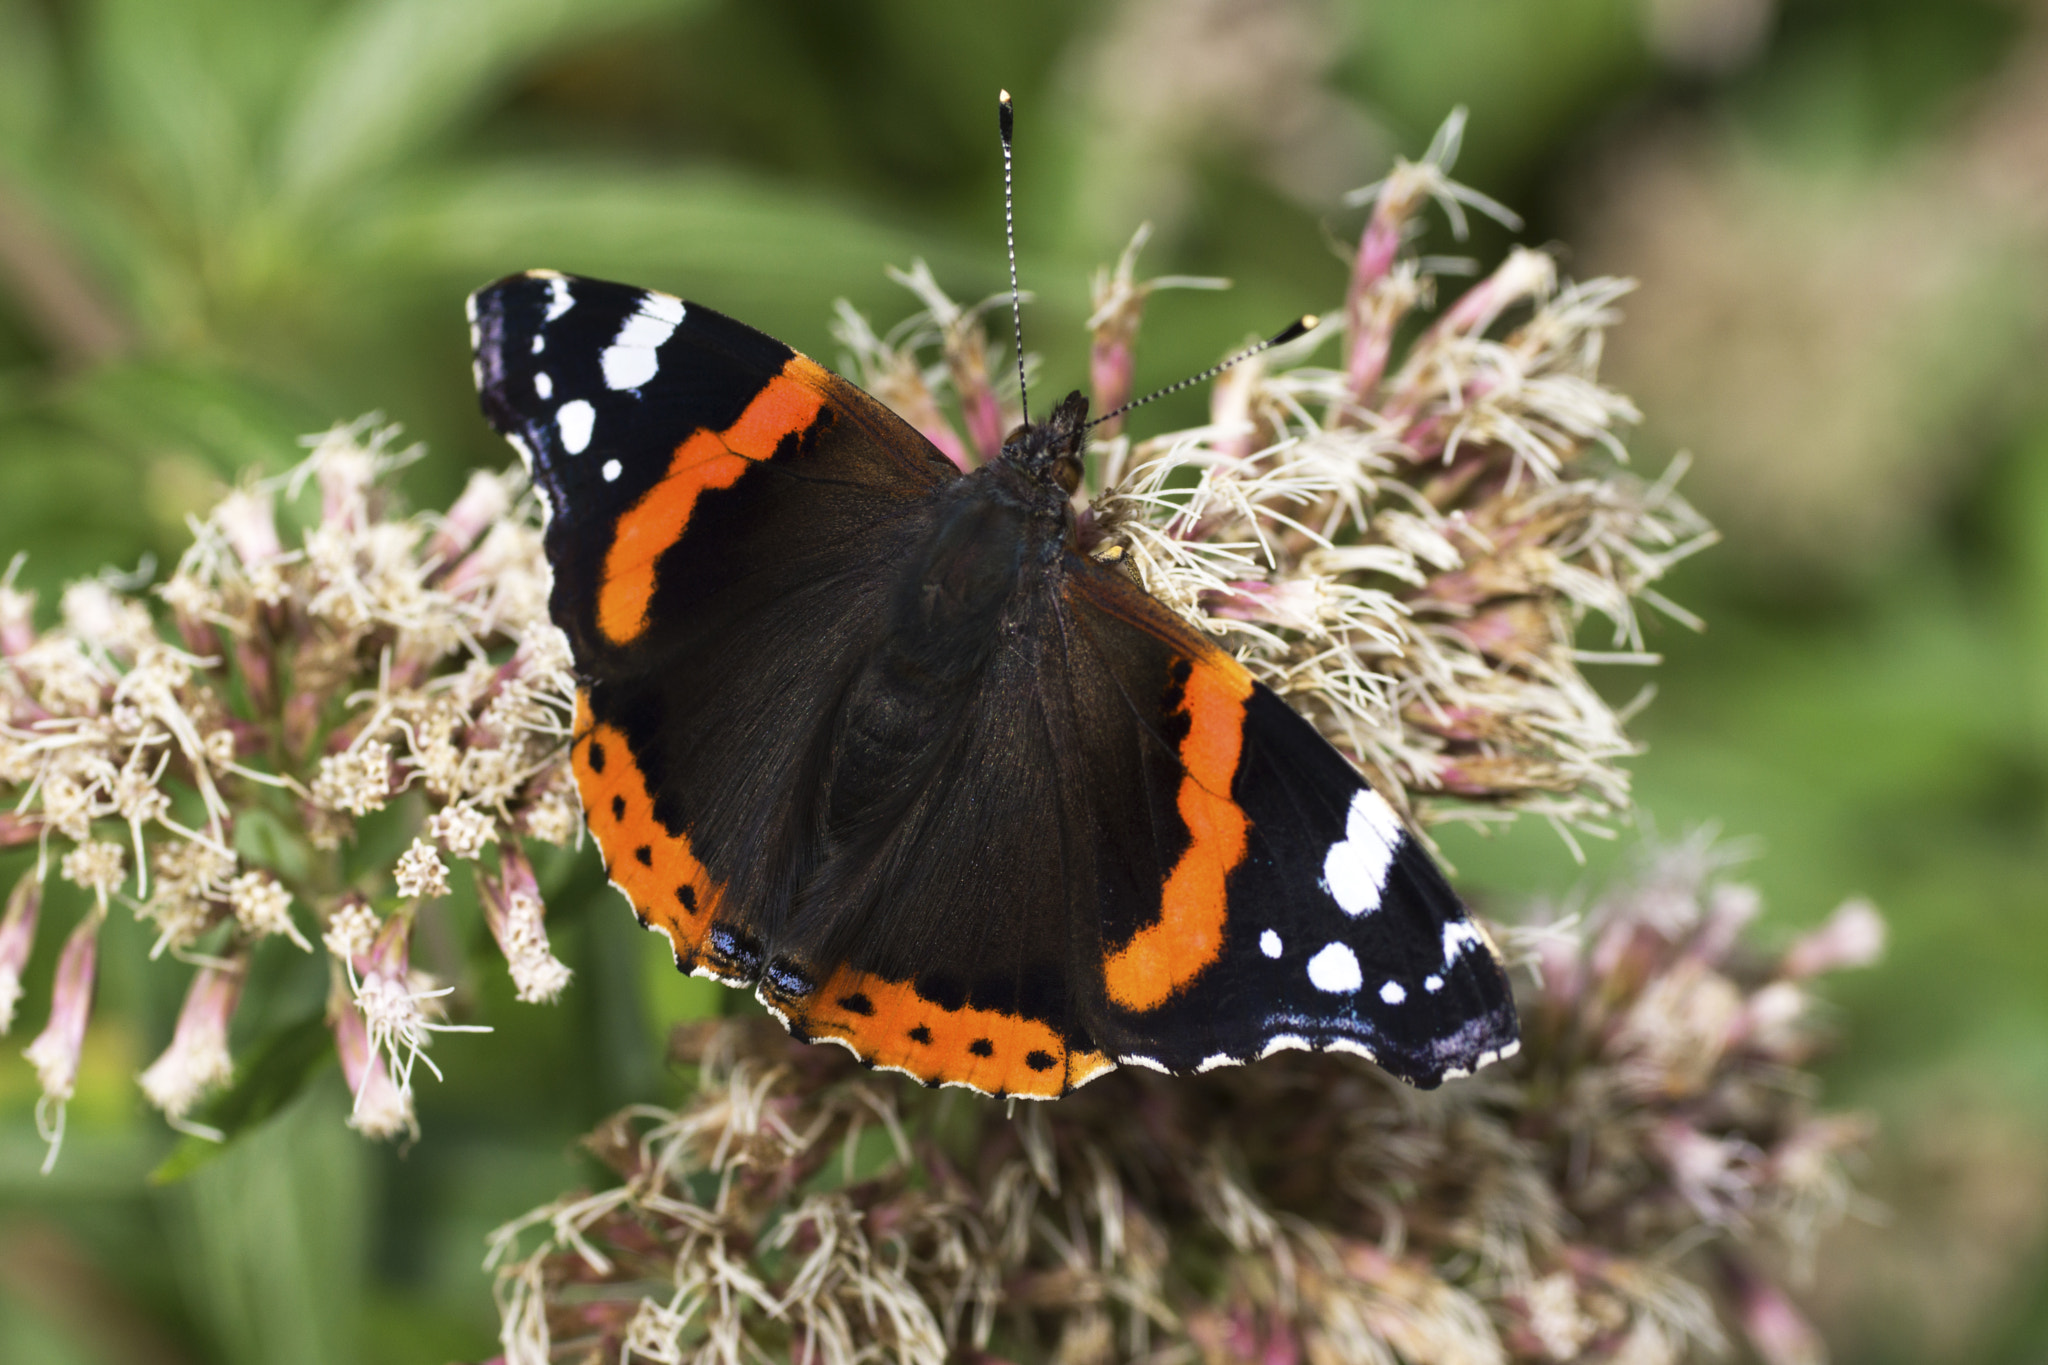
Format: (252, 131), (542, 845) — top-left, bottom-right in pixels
(1059, 563), (1520, 1086)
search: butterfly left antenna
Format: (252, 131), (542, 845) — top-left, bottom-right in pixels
(999, 90), (1029, 427)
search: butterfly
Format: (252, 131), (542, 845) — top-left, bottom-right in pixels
(467, 266), (1519, 1098)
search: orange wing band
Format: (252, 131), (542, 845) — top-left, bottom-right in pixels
(597, 356), (833, 645)
(799, 966), (1113, 1098)
(1103, 657), (1254, 1012)
(572, 691), (722, 964)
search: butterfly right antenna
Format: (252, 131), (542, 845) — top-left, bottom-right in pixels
(1085, 315), (1318, 431)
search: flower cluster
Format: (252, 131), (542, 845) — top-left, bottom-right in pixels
(837, 111), (1713, 844)
(0, 420), (577, 1164)
(484, 840), (1878, 1365)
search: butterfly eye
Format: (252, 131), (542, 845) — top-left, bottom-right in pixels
(1052, 453), (1083, 496)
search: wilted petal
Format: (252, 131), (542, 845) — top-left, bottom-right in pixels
(0, 872), (41, 1034)
(139, 958), (244, 1121)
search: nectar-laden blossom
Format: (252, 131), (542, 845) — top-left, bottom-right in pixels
(0, 420), (576, 1163)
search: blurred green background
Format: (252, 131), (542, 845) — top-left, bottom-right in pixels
(0, 0), (2043, 1361)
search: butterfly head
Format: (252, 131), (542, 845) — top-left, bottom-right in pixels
(1000, 389), (1089, 495)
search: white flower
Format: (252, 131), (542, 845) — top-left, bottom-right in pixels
(228, 871), (310, 950)
(429, 803), (497, 860)
(499, 893), (571, 1005)
(394, 837), (451, 899)
(59, 841), (126, 908)
(321, 900), (381, 962)
(313, 740), (393, 816)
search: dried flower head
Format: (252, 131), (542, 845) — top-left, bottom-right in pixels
(486, 840), (1874, 1365)
(0, 420), (576, 1164)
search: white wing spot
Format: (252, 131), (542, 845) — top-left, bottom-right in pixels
(1380, 980), (1406, 1005)
(1322, 788), (1403, 916)
(533, 371), (552, 400)
(602, 295), (686, 392)
(1259, 929), (1282, 958)
(1424, 974), (1444, 993)
(531, 333), (545, 355)
(1307, 942), (1362, 994)
(556, 400), (595, 455)
(602, 458), (623, 482)
(544, 276), (574, 321)
(1442, 921), (1483, 966)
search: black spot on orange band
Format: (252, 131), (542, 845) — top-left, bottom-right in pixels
(572, 690), (723, 968)
(788, 965), (1112, 1098)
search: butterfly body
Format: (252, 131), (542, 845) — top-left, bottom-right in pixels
(469, 269), (1518, 1098)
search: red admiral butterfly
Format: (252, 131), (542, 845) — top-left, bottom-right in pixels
(467, 110), (1518, 1099)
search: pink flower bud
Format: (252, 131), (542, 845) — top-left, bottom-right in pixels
(1201, 579), (1324, 631)
(330, 989), (417, 1142)
(0, 873), (41, 1034)
(1434, 246), (1555, 342)
(215, 489), (283, 569)
(139, 957), (244, 1120)
(1780, 898), (1885, 979)
(1652, 1120), (1759, 1225)
(1691, 881), (1762, 963)
(427, 470), (513, 570)
(478, 845), (572, 1004)
(317, 443), (380, 532)
(24, 908), (102, 1169)
(1728, 1262), (1826, 1365)
(1731, 980), (1809, 1058)
(1344, 180), (1426, 401)
(0, 583), (36, 658)
(957, 370), (1007, 466)
(1088, 335), (1134, 439)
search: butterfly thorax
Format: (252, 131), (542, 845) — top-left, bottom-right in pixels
(814, 399), (1086, 856)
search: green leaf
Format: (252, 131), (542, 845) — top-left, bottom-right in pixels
(0, 0), (58, 162)
(170, 1078), (368, 1365)
(362, 161), (1079, 353)
(275, 0), (707, 206)
(150, 1009), (336, 1185)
